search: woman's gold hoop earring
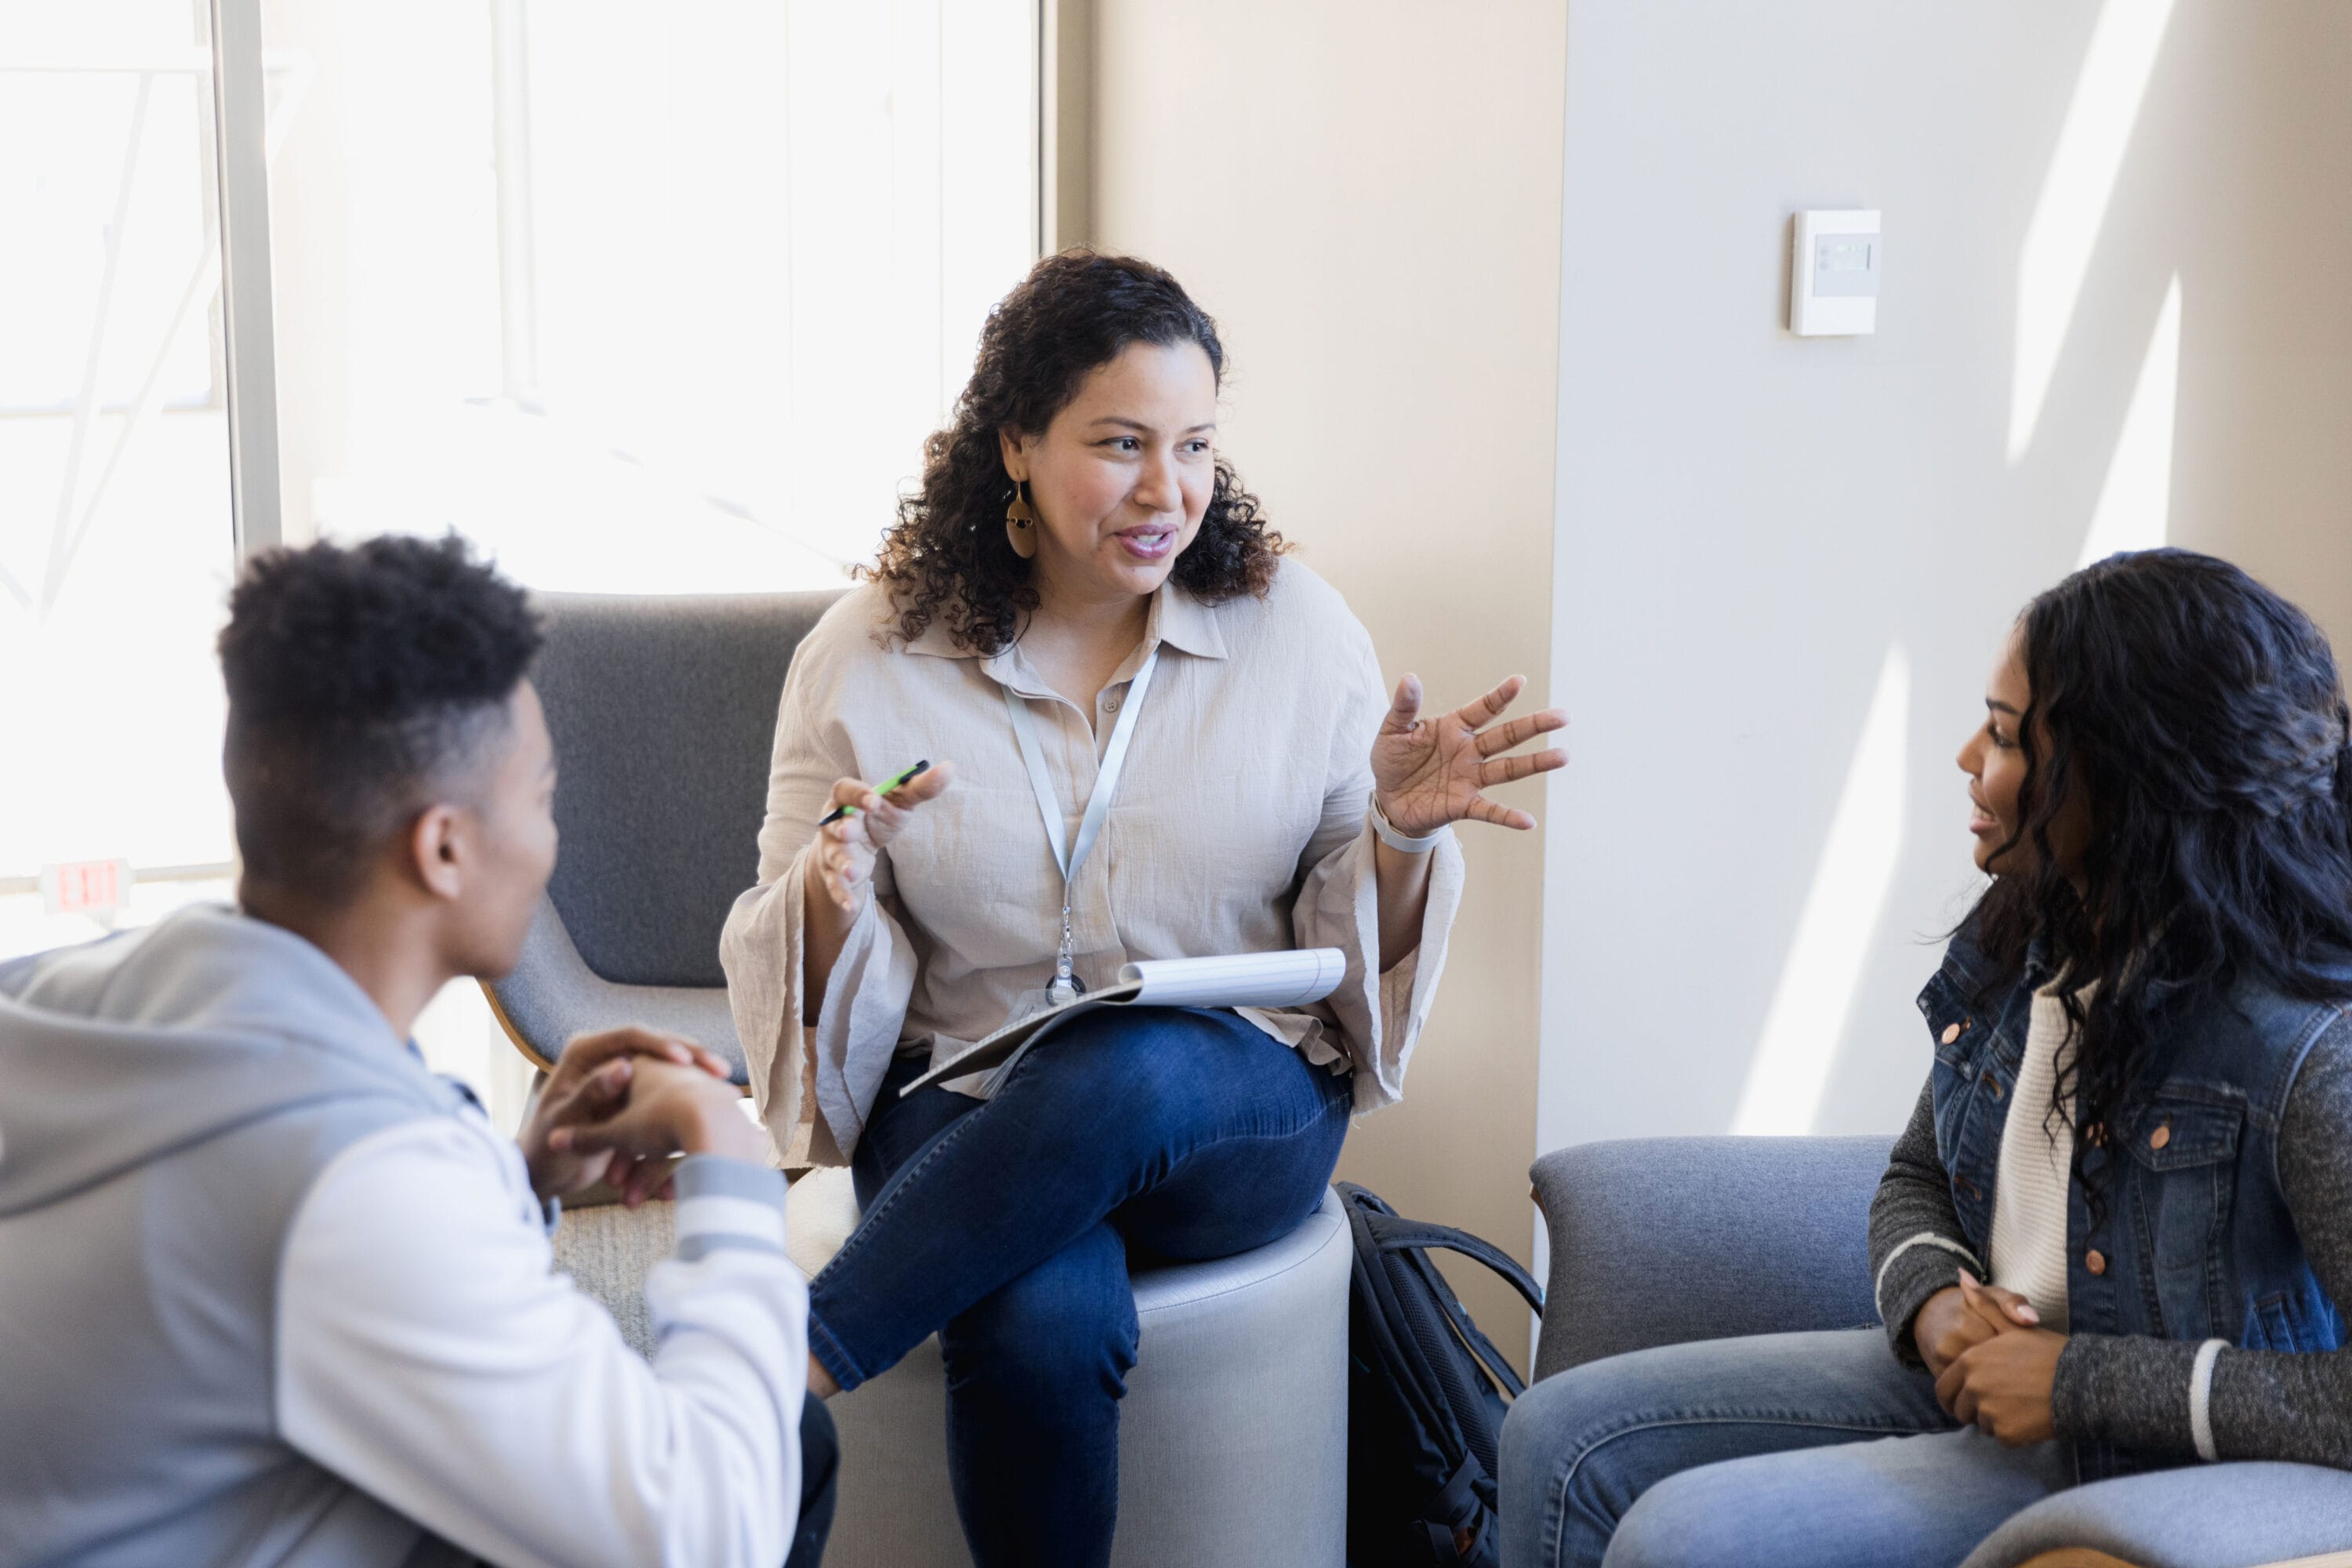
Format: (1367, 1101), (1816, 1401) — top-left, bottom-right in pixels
(1006, 481), (1038, 560)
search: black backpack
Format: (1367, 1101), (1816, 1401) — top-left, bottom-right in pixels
(1338, 1182), (1546, 1568)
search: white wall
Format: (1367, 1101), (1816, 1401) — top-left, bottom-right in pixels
(1539, 1), (2352, 1163)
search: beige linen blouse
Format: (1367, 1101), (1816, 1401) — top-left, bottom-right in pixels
(718, 558), (1465, 1163)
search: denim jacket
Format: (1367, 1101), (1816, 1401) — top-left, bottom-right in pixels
(1916, 921), (2348, 1478)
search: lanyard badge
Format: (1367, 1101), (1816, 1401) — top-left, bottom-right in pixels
(1004, 645), (1161, 1007)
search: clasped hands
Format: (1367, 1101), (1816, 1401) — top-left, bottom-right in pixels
(518, 1027), (768, 1205)
(1914, 1269), (2067, 1446)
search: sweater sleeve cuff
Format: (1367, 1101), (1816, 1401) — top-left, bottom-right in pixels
(2051, 1334), (2205, 1458)
(1875, 1233), (1977, 1367)
(672, 1156), (789, 1262)
(2188, 1339), (2227, 1461)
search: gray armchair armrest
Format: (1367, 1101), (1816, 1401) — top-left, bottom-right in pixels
(1958, 1461), (2352, 1568)
(1530, 1135), (1892, 1382)
(488, 897), (748, 1081)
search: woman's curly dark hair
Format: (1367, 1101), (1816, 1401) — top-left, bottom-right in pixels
(858, 250), (1286, 653)
(1967, 548), (2352, 1220)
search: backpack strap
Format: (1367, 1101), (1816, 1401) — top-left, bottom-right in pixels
(1419, 1452), (1492, 1564)
(1364, 1213), (1545, 1399)
(1364, 1214), (1546, 1315)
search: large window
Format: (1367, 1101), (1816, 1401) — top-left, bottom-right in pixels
(2, 5), (243, 962)
(261, 0), (1039, 585)
(3, 0), (1040, 1114)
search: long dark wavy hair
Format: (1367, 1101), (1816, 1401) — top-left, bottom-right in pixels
(1969, 549), (2352, 1211)
(858, 250), (1287, 653)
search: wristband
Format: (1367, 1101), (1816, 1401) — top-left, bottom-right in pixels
(1370, 798), (1452, 854)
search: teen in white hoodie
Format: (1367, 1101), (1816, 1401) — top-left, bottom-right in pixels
(0, 535), (829, 1568)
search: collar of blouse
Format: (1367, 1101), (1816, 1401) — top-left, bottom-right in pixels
(898, 579), (1232, 702)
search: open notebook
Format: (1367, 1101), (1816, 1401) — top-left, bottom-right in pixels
(898, 948), (1348, 1101)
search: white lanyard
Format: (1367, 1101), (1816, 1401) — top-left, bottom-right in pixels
(1003, 644), (1161, 1005)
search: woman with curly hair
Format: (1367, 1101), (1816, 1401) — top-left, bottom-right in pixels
(1500, 548), (2352, 1568)
(722, 250), (1564, 1565)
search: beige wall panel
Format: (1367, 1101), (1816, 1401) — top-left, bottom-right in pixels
(1092, 1), (1570, 1368)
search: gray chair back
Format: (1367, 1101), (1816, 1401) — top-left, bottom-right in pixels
(488, 590), (846, 1079)
(1528, 1134), (1893, 1382)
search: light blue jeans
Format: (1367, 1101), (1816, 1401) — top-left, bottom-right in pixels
(1497, 1329), (2076, 1568)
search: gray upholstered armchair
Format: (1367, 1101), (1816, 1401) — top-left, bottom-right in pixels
(1524, 1138), (2352, 1568)
(490, 590), (1356, 1568)
(487, 589), (844, 1086)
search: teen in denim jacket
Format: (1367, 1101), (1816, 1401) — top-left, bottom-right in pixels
(1501, 549), (2352, 1568)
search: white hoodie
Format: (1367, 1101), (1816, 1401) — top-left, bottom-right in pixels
(0, 905), (808, 1568)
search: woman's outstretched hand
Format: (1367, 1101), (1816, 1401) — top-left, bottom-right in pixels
(811, 763), (956, 916)
(1371, 673), (1567, 837)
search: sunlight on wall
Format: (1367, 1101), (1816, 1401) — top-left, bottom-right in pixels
(1731, 644), (1911, 1136)
(2008, 0), (2178, 463)
(2075, 273), (2181, 568)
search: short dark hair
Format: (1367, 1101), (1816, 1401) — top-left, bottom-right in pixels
(218, 534), (542, 904)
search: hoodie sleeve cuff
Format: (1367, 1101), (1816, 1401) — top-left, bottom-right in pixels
(672, 1156), (788, 1262)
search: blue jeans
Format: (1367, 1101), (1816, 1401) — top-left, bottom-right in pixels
(786, 1399), (837, 1568)
(805, 1007), (1351, 1568)
(1497, 1329), (2076, 1568)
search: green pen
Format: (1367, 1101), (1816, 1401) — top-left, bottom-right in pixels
(818, 759), (931, 826)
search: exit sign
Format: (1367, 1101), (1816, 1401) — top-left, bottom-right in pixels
(40, 859), (133, 916)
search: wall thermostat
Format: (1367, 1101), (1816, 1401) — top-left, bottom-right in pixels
(1790, 210), (1881, 336)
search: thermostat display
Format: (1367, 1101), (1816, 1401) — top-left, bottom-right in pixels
(1791, 210), (1881, 335)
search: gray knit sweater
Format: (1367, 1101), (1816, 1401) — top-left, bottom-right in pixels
(1869, 1016), (2352, 1466)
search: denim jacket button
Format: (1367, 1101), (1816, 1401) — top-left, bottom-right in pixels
(2151, 1123), (2172, 1151)
(2086, 1249), (2107, 1276)
(1981, 1071), (2004, 1100)
(1941, 1023), (1962, 1045)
